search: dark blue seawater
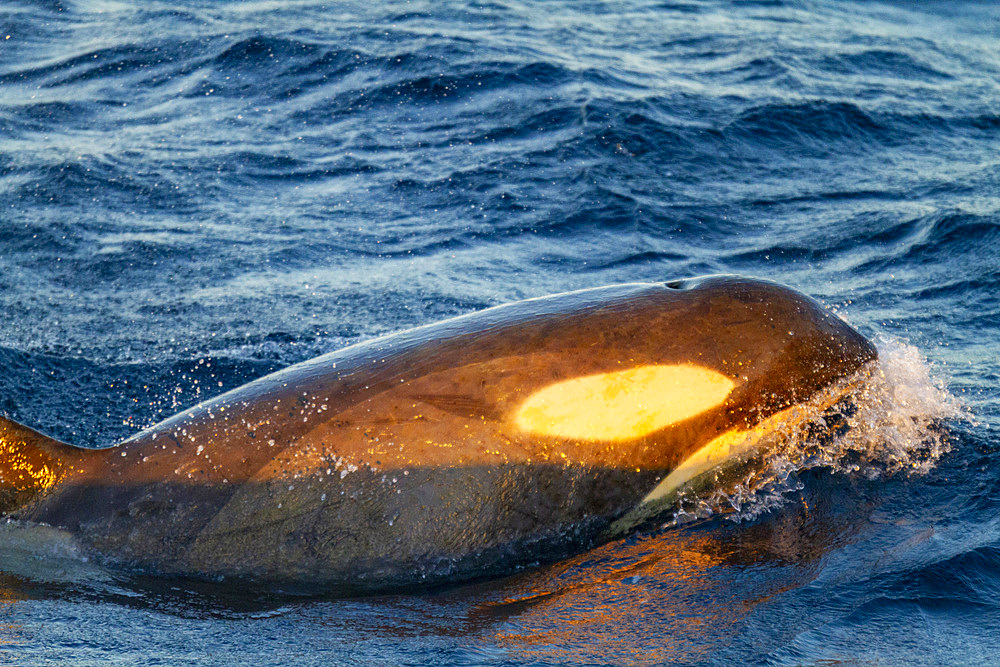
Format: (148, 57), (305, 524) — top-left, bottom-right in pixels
(1, 0), (998, 663)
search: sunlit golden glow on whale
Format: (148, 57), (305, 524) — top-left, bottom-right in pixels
(515, 364), (735, 441)
(0, 276), (877, 592)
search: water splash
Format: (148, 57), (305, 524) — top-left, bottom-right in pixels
(0, 519), (112, 585)
(668, 336), (964, 525)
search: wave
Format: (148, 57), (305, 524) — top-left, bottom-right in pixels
(814, 49), (953, 81)
(853, 210), (999, 273)
(725, 101), (895, 153)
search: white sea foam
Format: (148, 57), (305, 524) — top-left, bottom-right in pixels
(667, 336), (965, 526)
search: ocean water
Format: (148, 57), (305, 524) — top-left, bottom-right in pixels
(1, 0), (998, 663)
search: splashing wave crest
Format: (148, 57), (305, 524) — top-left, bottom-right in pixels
(668, 336), (964, 526)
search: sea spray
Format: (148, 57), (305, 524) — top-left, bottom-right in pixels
(668, 336), (964, 526)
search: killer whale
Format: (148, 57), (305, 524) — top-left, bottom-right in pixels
(0, 276), (876, 590)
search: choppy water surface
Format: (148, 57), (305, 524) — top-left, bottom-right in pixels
(1, 0), (999, 664)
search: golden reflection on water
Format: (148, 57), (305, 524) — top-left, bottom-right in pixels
(468, 494), (855, 665)
(479, 532), (734, 664)
(0, 575), (25, 647)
